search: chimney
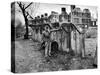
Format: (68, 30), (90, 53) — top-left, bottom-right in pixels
(44, 13), (48, 23)
(37, 16), (40, 19)
(44, 13), (48, 17)
(35, 17), (37, 21)
(34, 17), (37, 24)
(41, 15), (44, 23)
(61, 7), (66, 13)
(37, 16), (40, 24)
(41, 15), (44, 18)
(71, 5), (75, 11)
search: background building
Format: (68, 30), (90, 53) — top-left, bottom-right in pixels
(70, 5), (91, 28)
(29, 5), (97, 28)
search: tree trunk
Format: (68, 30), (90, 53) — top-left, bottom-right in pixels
(23, 11), (29, 39)
(24, 18), (29, 39)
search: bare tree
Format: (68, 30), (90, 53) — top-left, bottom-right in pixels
(17, 2), (33, 39)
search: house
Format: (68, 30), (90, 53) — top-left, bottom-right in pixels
(70, 5), (91, 28)
(29, 7), (87, 56)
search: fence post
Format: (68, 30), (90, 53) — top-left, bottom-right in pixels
(75, 30), (77, 55)
(93, 45), (97, 66)
(81, 33), (85, 57)
(69, 29), (71, 52)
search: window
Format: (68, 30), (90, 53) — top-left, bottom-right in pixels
(74, 18), (79, 23)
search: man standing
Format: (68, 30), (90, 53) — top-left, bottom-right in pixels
(42, 26), (51, 57)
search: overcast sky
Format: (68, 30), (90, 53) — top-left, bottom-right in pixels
(34, 3), (97, 18)
(15, 2), (98, 25)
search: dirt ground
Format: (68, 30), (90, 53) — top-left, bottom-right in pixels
(13, 37), (97, 73)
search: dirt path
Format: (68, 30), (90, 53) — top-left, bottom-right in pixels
(15, 39), (43, 73)
(15, 38), (96, 73)
(15, 39), (69, 73)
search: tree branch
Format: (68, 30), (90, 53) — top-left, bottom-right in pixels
(29, 15), (34, 19)
(17, 2), (24, 10)
(25, 11), (29, 17)
(24, 2), (33, 10)
(25, 11), (34, 19)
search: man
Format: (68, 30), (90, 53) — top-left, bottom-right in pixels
(42, 25), (61, 57)
(42, 26), (51, 57)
